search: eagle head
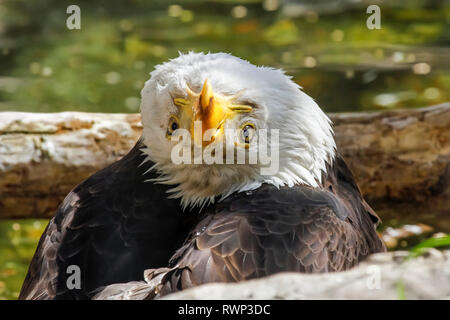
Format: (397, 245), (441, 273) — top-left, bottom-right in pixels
(140, 52), (335, 209)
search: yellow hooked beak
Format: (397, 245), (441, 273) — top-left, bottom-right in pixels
(174, 79), (252, 147)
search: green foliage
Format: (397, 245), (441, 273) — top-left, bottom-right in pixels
(0, 220), (48, 300)
(409, 234), (450, 258)
(396, 279), (406, 300)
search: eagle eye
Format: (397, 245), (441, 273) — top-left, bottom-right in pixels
(167, 116), (180, 137)
(240, 122), (256, 144)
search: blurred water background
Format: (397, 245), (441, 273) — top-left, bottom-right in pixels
(0, 0), (449, 299)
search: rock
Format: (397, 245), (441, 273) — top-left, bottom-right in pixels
(161, 250), (450, 300)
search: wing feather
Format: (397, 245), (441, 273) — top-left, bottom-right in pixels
(94, 155), (386, 300)
(19, 140), (190, 300)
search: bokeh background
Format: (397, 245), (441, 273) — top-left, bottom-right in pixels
(0, 0), (449, 299)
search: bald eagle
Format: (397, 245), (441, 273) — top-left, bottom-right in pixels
(20, 52), (385, 300)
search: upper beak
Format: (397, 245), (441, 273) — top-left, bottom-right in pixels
(196, 79), (227, 141)
(193, 79), (252, 146)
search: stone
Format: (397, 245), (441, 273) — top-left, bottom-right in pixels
(161, 250), (450, 300)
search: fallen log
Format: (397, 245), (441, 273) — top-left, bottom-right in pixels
(0, 103), (449, 223)
(332, 103), (449, 232)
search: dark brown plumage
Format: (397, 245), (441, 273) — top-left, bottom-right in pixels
(19, 140), (198, 300)
(94, 155), (386, 300)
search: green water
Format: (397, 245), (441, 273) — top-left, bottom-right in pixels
(0, 0), (449, 300)
(0, 0), (449, 113)
(0, 220), (47, 300)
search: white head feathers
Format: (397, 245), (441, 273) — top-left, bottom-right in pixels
(140, 52), (336, 209)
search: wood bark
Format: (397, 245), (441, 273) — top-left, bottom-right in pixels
(0, 103), (448, 221)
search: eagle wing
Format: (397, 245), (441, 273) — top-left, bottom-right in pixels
(98, 181), (384, 299)
(18, 214), (62, 299)
(93, 155), (385, 300)
(19, 140), (190, 300)
(151, 185), (382, 297)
